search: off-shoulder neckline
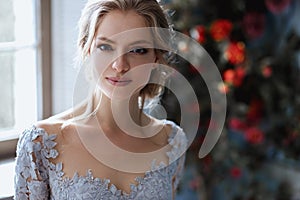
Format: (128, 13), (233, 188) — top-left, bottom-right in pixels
(27, 119), (186, 197)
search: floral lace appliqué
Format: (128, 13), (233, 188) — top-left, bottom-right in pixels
(14, 120), (187, 200)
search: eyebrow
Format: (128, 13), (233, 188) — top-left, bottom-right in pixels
(96, 36), (153, 46)
(96, 36), (115, 44)
(129, 40), (153, 46)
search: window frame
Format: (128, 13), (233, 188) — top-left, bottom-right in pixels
(0, 0), (52, 160)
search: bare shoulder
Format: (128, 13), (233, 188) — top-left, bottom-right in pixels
(34, 108), (75, 136)
(36, 99), (91, 132)
(34, 118), (64, 137)
(149, 118), (174, 146)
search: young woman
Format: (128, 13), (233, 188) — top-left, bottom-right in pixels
(14, 0), (187, 199)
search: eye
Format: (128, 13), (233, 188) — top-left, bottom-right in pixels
(129, 47), (149, 55)
(97, 44), (113, 51)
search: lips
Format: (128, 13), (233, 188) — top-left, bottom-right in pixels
(105, 77), (132, 86)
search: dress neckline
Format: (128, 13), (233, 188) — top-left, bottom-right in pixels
(34, 119), (186, 197)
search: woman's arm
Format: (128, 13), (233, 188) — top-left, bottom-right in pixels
(14, 127), (56, 200)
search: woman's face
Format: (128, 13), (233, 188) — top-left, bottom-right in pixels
(90, 10), (157, 100)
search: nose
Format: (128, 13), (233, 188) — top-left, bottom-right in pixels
(111, 54), (130, 73)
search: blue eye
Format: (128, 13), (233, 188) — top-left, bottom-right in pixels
(129, 48), (149, 55)
(97, 44), (113, 51)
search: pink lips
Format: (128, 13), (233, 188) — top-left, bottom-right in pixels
(106, 77), (132, 86)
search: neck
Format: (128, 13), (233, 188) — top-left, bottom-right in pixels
(92, 90), (144, 130)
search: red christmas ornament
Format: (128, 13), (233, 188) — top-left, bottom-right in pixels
(210, 19), (233, 42)
(233, 66), (246, 87)
(262, 65), (273, 78)
(245, 127), (264, 144)
(218, 82), (230, 94)
(223, 69), (235, 84)
(229, 118), (248, 131)
(247, 98), (263, 123)
(265, 0), (291, 14)
(190, 25), (206, 43)
(223, 67), (245, 87)
(225, 42), (246, 65)
(243, 12), (266, 40)
(230, 166), (242, 179)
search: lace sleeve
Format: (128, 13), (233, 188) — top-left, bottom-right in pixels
(14, 126), (58, 200)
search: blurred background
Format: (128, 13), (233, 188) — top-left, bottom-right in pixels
(163, 0), (300, 199)
(0, 0), (300, 199)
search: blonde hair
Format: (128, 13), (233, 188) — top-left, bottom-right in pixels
(74, 0), (173, 120)
(78, 0), (170, 57)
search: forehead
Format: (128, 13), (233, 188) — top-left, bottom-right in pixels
(95, 10), (153, 44)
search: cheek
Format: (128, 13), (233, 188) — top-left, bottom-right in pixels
(109, 65), (154, 100)
(130, 64), (154, 84)
(90, 53), (112, 78)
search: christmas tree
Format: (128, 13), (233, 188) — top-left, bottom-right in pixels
(161, 0), (300, 199)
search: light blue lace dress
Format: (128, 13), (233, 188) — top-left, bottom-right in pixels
(14, 120), (187, 200)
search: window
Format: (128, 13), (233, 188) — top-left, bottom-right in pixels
(0, 0), (38, 141)
(0, 1), (51, 198)
(0, 0), (54, 160)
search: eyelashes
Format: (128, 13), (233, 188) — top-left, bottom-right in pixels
(97, 44), (113, 51)
(128, 48), (149, 55)
(96, 44), (150, 55)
